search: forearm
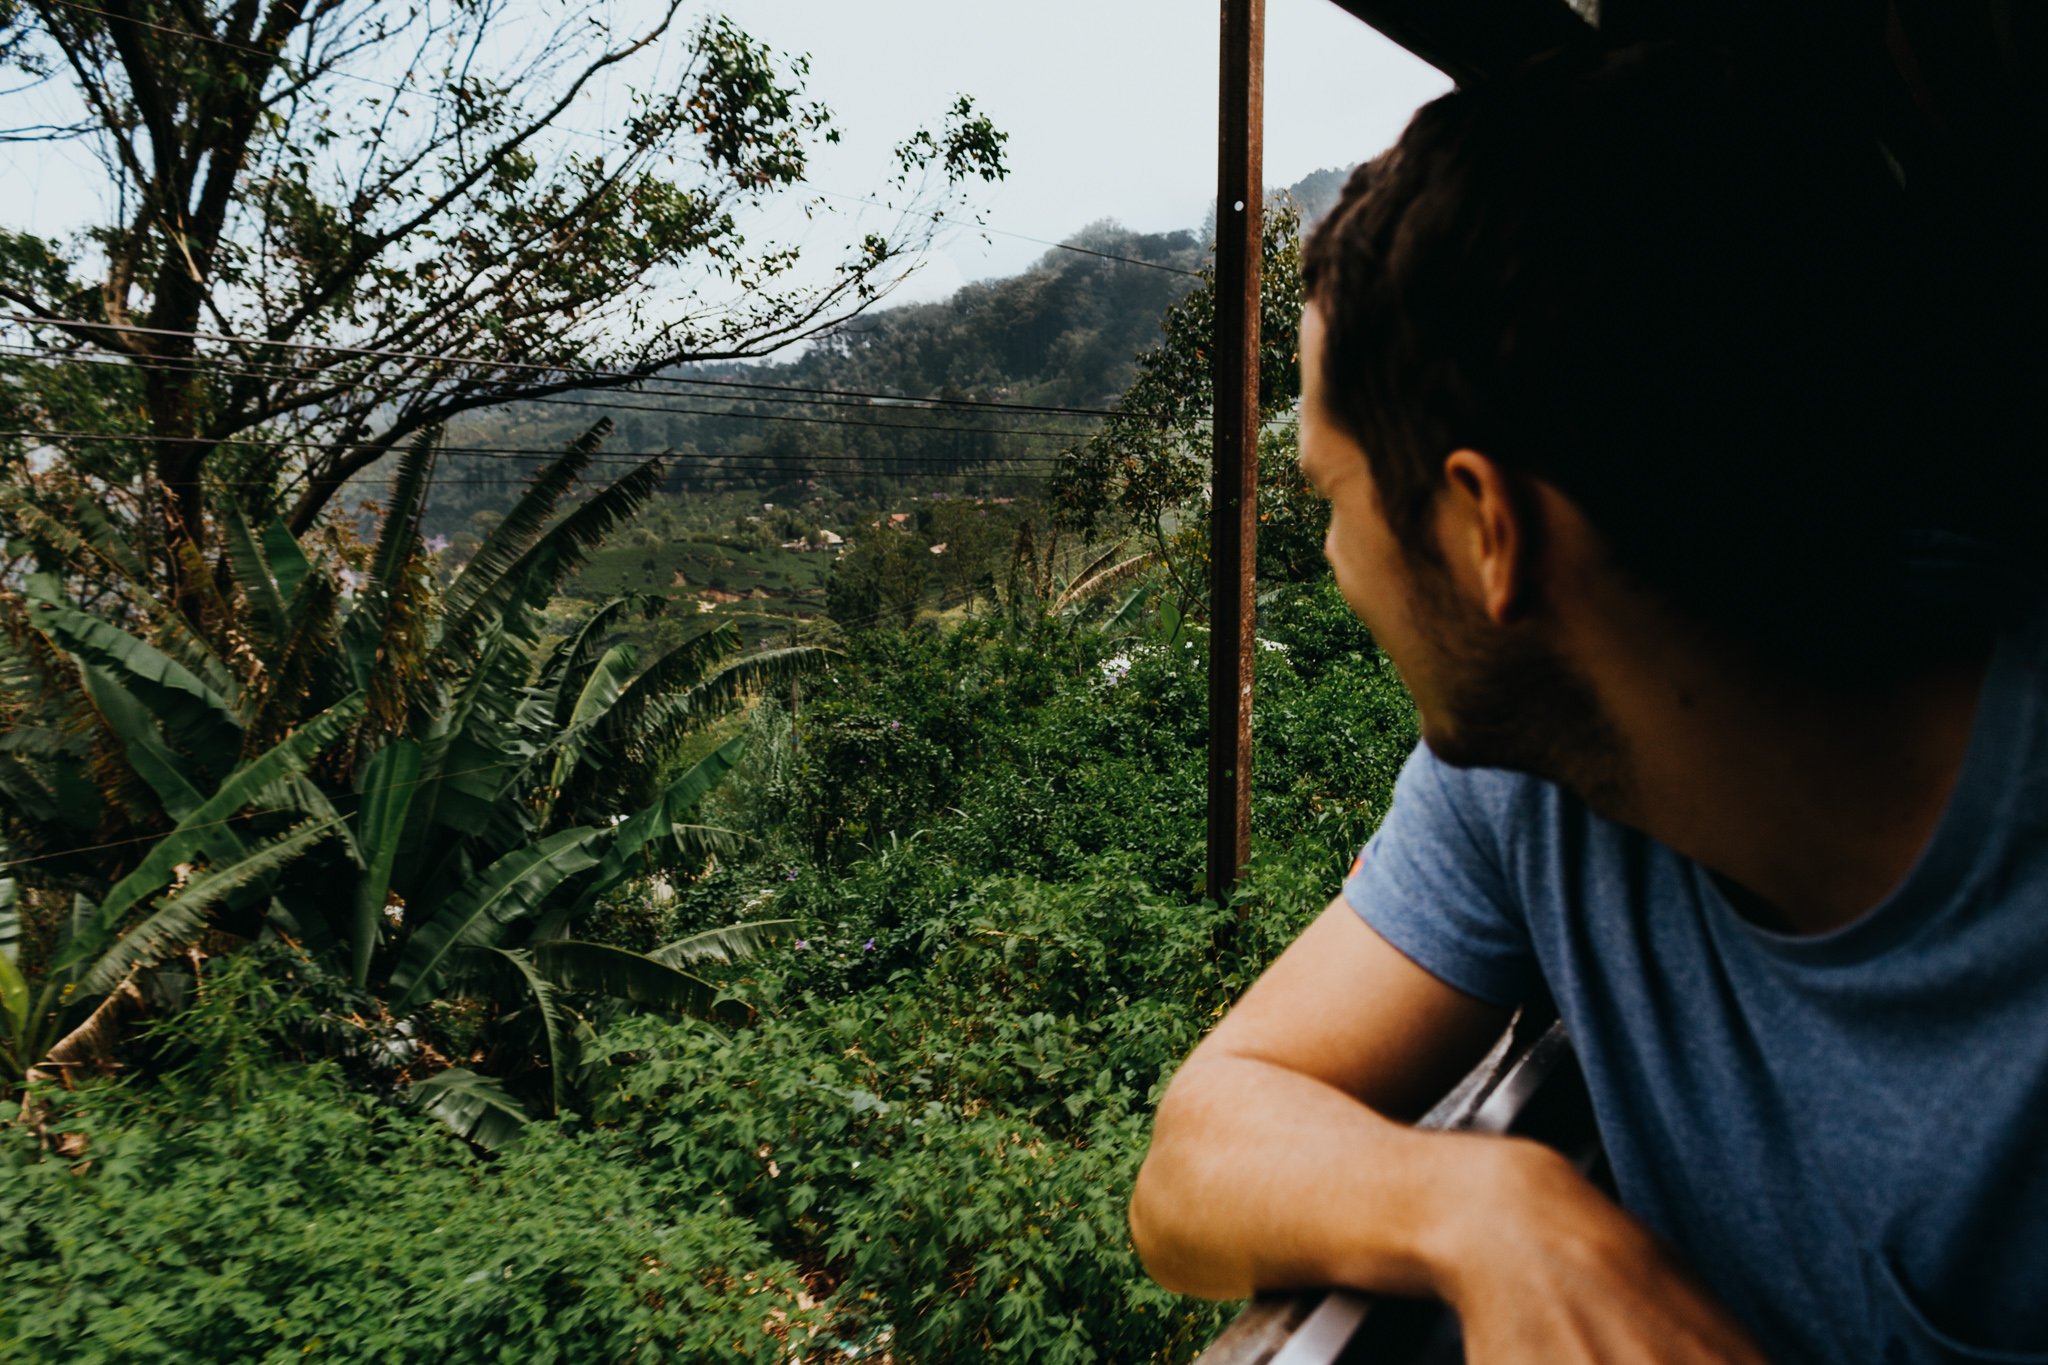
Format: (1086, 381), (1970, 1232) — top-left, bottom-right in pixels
(1129, 1050), (1522, 1302)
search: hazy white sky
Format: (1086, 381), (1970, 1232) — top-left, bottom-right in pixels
(2, 1), (1448, 307)
(725, 0), (1449, 297)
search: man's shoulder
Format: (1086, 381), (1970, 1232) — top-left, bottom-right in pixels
(1390, 743), (1584, 855)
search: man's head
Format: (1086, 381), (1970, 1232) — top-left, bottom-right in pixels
(1299, 42), (1936, 773)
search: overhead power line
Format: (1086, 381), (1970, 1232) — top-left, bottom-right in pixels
(0, 343), (1117, 424)
(1, 316), (1125, 418)
(4, 429), (1068, 464)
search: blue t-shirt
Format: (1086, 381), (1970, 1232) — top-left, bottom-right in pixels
(1344, 596), (2048, 1365)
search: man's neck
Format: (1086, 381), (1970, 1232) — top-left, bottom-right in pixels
(1571, 618), (1993, 937)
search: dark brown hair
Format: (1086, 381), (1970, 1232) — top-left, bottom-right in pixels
(1303, 43), (1938, 670)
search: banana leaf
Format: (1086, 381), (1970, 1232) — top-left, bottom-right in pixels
(485, 947), (578, 1114)
(351, 740), (421, 988)
(387, 827), (602, 1012)
(535, 644), (638, 815)
(530, 939), (750, 1026)
(412, 630), (532, 842)
(437, 422), (610, 663)
(535, 595), (657, 730)
(0, 877), (18, 966)
(261, 517), (313, 605)
(439, 454), (665, 665)
(342, 429), (437, 688)
(599, 647), (823, 784)
(651, 918), (795, 969)
(82, 818), (343, 994)
(0, 947), (26, 1051)
(78, 664), (212, 823)
(24, 576), (242, 767)
(410, 1067), (530, 1150)
(221, 504), (290, 654)
(51, 691), (365, 977)
(573, 738), (747, 909)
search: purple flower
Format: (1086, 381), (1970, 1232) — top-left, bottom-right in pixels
(889, 719), (900, 731)
(862, 938), (876, 952)
(794, 939), (809, 951)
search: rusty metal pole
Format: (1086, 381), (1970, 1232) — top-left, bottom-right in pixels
(1208, 0), (1263, 904)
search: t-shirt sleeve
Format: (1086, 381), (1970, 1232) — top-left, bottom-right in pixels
(1342, 743), (1539, 1008)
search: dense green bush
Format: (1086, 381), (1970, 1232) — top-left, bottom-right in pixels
(0, 960), (822, 1364)
(4, 582), (1418, 1363)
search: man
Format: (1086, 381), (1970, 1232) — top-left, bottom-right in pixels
(1129, 43), (2045, 1365)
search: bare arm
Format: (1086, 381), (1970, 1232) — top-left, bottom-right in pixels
(1130, 897), (1772, 1364)
(1130, 896), (1510, 1299)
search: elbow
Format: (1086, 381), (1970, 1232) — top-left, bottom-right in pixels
(1127, 1147), (1183, 1293)
(1128, 1060), (1236, 1299)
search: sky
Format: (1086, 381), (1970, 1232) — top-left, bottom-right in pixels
(721, 0), (1451, 299)
(1, 0), (1449, 310)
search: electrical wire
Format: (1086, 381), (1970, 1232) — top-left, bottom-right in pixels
(0, 342), (1122, 423)
(1, 316), (1128, 418)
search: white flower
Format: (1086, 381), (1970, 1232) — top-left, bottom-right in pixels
(1099, 654), (1133, 685)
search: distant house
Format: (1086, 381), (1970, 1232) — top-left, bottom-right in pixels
(779, 529), (845, 552)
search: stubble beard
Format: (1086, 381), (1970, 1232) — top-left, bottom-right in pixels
(1413, 569), (1634, 817)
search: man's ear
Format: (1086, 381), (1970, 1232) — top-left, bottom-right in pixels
(1439, 449), (1534, 624)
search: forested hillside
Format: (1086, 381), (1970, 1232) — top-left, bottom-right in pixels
(424, 170), (1350, 538)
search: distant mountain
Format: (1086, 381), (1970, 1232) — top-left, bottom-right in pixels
(423, 176), (1351, 533)
(1282, 165), (1352, 226)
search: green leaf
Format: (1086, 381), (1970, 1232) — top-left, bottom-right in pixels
(575, 738), (747, 906)
(410, 633), (531, 842)
(387, 827), (602, 1012)
(538, 643), (638, 810)
(53, 692), (366, 977)
(439, 453), (665, 666)
(77, 664), (210, 822)
(0, 877), (18, 966)
(0, 879), (22, 1042)
(486, 947), (579, 1114)
(351, 740), (421, 989)
(261, 517), (313, 605)
(25, 575), (242, 767)
(535, 595), (655, 730)
(343, 429), (437, 687)
(81, 818), (344, 995)
(409, 1067), (530, 1150)
(596, 646), (823, 791)
(0, 947), (26, 1051)
(438, 421), (610, 662)
(530, 939), (749, 1025)
(650, 918), (794, 969)
(221, 503), (289, 653)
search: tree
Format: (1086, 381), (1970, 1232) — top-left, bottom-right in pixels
(826, 525), (930, 633)
(0, 0), (1005, 598)
(1046, 199), (1319, 603)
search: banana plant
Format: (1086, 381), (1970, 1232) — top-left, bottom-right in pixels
(0, 421), (820, 1127)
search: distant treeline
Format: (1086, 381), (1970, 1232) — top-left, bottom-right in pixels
(424, 174), (1351, 538)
